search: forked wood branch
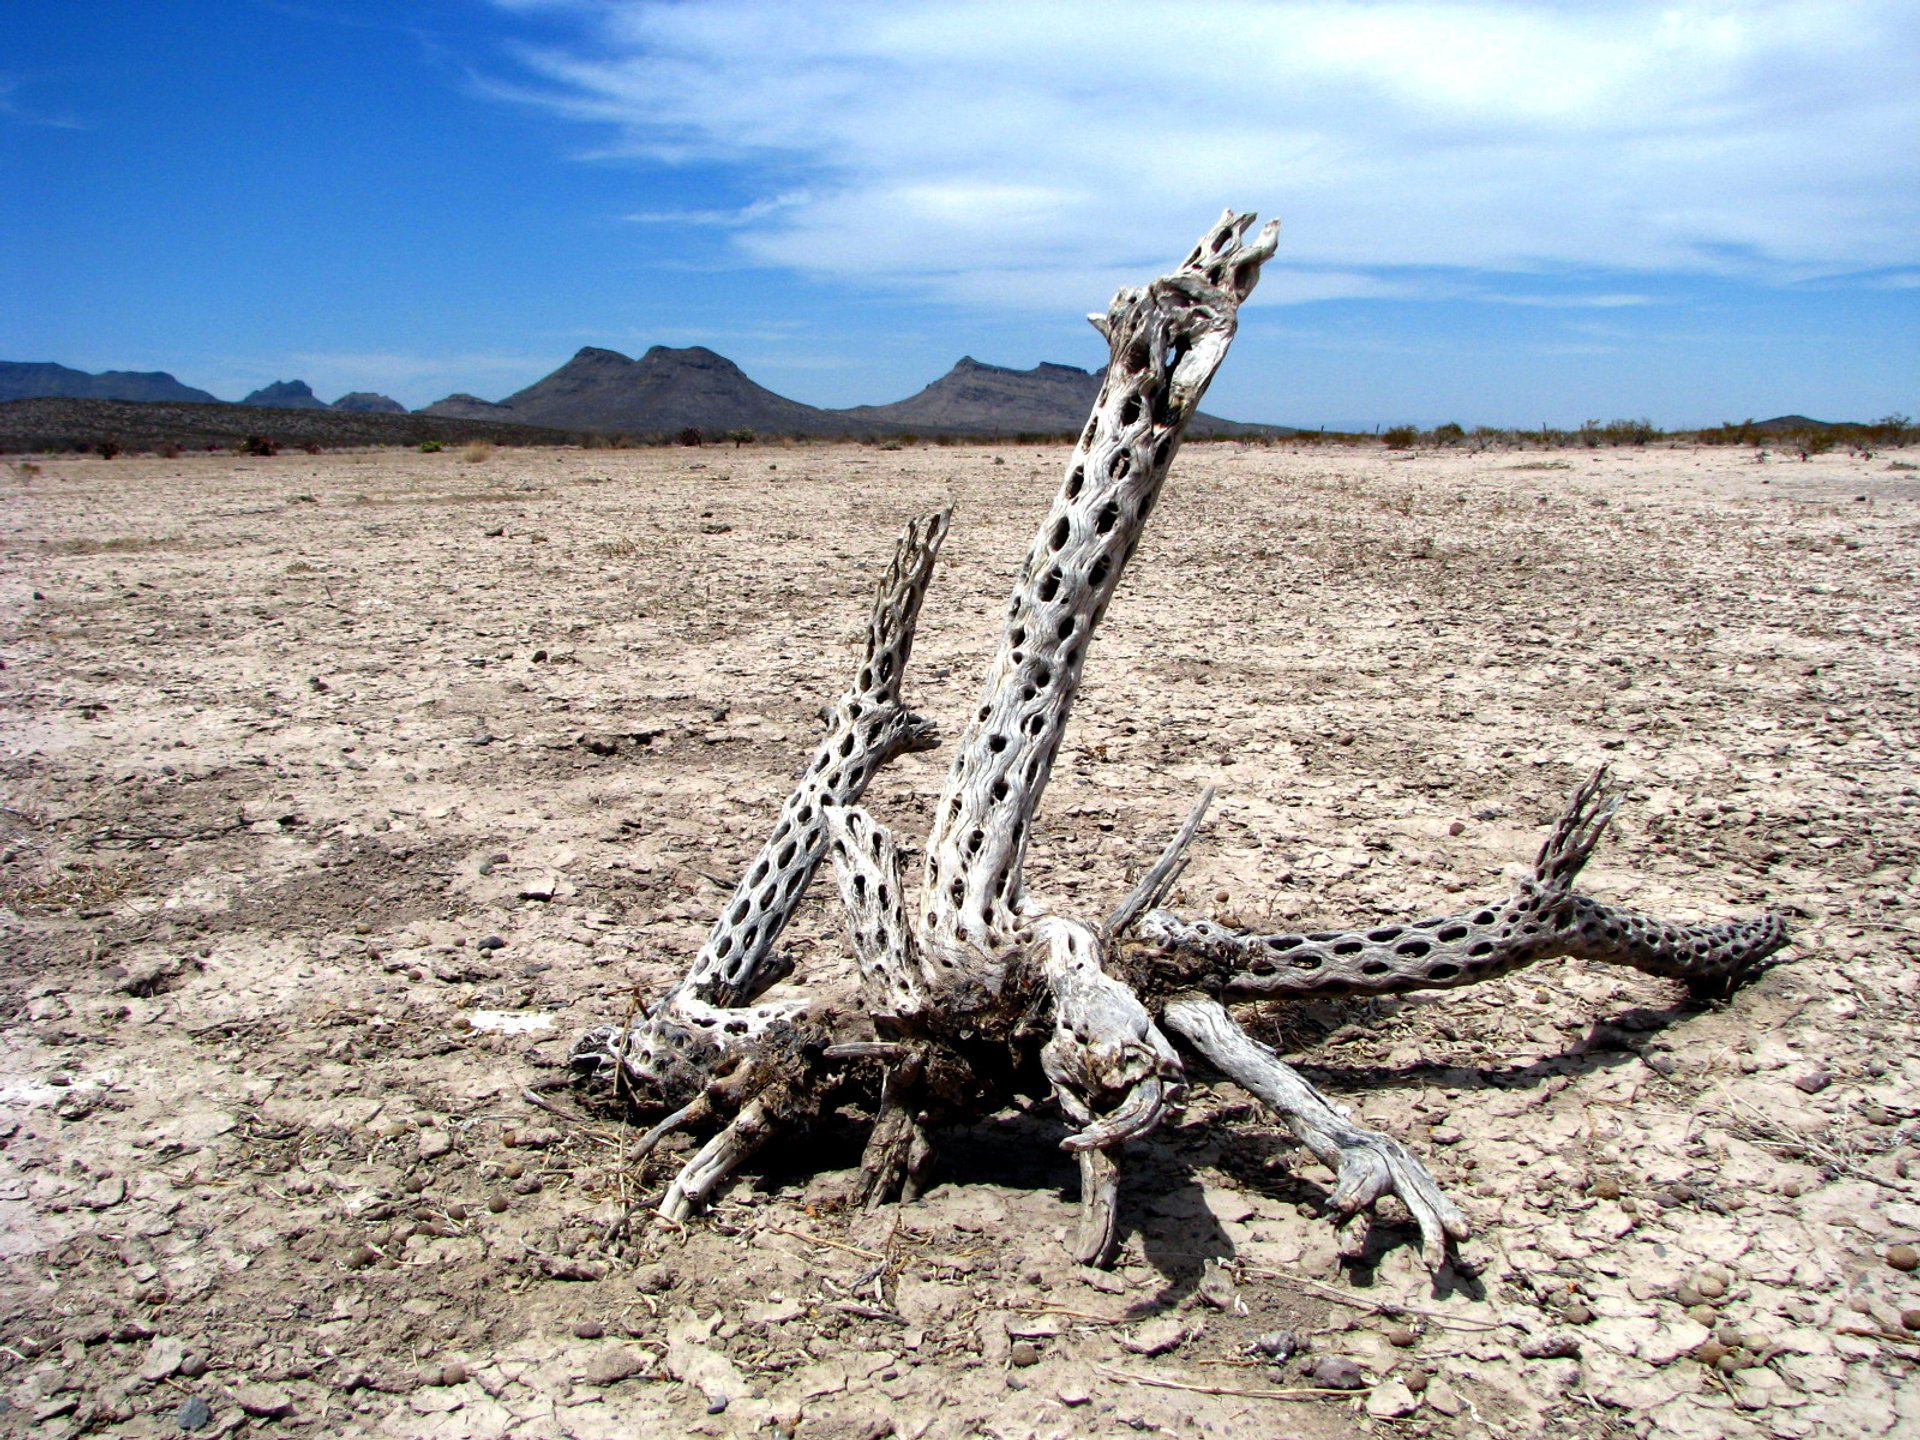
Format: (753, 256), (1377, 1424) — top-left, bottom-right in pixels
(569, 212), (1789, 1279)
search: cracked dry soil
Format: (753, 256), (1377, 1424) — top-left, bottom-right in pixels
(2, 441), (1917, 1439)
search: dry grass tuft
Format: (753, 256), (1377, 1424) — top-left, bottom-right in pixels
(0, 859), (142, 916)
(460, 440), (496, 464)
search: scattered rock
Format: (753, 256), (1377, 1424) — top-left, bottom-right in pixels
(1793, 1070), (1832, 1094)
(582, 1350), (649, 1387)
(1008, 1340), (1039, 1368)
(476, 934), (507, 952)
(231, 1383), (293, 1418)
(1384, 1323), (1418, 1348)
(1306, 1355), (1366, 1390)
(1056, 1380), (1091, 1407)
(1519, 1332), (1581, 1359)
(417, 1129), (452, 1161)
(573, 1320), (605, 1340)
(1425, 1378), (1464, 1416)
(175, 1396), (212, 1432)
(1887, 1244), (1918, 1273)
(345, 1243), (378, 1270)
(1366, 1378), (1420, 1419)
(1250, 1330), (1297, 1363)
(141, 1335), (185, 1380)
(437, 1362), (469, 1387)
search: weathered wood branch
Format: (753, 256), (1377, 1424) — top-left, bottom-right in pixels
(921, 212), (1278, 958)
(562, 212), (1788, 1283)
(1161, 994), (1471, 1268)
(572, 510), (949, 1102)
(1138, 768), (1789, 1003)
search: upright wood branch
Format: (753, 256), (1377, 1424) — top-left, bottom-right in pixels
(921, 212), (1279, 959)
(572, 510), (949, 1102)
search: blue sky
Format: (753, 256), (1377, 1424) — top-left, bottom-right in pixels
(3, 0), (1916, 429)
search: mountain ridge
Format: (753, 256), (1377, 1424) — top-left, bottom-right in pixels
(417, 346), (1287, 438)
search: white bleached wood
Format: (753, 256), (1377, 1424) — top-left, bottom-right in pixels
(572, 509), (949, 1100)
(1161, 993), (1471, 1268)
(921, 212), (1278, 959)
(1141, 768), (1788, 1001)
(561, 213), (1786, 1283)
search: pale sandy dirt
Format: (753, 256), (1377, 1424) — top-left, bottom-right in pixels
(1, 441), (1916, 1440)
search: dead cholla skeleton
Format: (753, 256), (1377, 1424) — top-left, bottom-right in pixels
(571, 211), (1788, 1267)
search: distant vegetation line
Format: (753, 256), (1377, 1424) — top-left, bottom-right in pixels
(1, 396), (1911, 459)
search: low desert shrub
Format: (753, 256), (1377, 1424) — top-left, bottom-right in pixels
(1382, 425), (1418, 449)
(419, 440), (443, 453)
(460, 440), (495, 463)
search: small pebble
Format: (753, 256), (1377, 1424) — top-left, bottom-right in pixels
(1009, 1340), (1039, 1368)
(1694, 1273), (1727, 1300)
(1404, 1369), (1430, 1394)
(1694, 1339), (1730, 1365)
(1900, 1309), (1920, 1332)
(1384, 1324), (1418, 1348)
(1448, 820), (1466, 836)
(439, 1362), (469, 1387)
(573, 1320), (605, 1340)
(476, 935), (506, 952)
(1793, 1070), (1832, 1095)
(1887, 1244), (1919, 1273)
(1562, 1303), (1592, 1325)
(175, 1396), (212, 1432)
(344, 1243), (378, 1270)
(1675, 1282), (1704, 1307)
(487, 1195), (508, 1214)
(445, 1203), (467, 1222)
(1519, 1332), (1580, 1359)
(1588, 1176), (1620, 1200)
(1251, 1330), (1297, 1361)
(705, 1394), (729, 1415)
(1688, 1305), (1717, 1326)
(512, 1175), (543, 1195)
(178, 1354), (208, 1379)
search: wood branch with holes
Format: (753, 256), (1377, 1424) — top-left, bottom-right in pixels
(567, 210), (1789, 1271)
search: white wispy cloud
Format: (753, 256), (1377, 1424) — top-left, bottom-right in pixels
(486, 1), (1920, 306)
(0, 75), (87, 130)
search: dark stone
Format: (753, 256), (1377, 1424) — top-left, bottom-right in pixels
(175, 1396), (213, 1432)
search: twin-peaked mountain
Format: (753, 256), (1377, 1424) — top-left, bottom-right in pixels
(419, 346), (1282, 438)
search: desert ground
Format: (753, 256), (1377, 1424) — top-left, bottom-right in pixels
(2, 439), (1916, 1440)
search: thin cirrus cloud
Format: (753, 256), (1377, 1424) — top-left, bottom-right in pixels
(488, 0), (1920, 308)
